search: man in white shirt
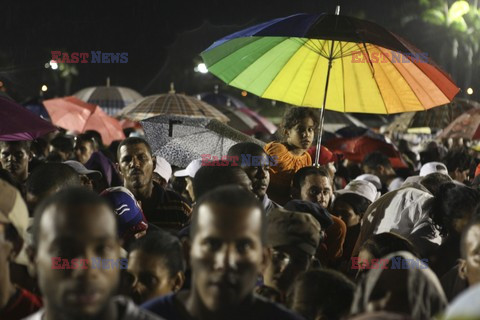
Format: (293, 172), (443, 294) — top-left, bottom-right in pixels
(353, 172), (451, 257)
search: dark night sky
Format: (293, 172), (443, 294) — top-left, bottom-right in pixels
(2, 0), (453, 103)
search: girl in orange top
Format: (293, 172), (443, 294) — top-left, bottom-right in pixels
(264, 107), (319, 205)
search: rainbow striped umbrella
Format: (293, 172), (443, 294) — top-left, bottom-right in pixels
(201, 10), (459, 165)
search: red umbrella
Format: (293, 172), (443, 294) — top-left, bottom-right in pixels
(307, 145), (341, 165)
(0, 96), (57, 141)
(44, 97), (125, 145)
(326, 136), (407, 168)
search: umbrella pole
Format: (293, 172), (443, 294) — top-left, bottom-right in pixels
(314, 44), (335, 167)
(314, 5), (340, 167)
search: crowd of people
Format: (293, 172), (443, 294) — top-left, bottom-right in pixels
(1, 106), (480, 319)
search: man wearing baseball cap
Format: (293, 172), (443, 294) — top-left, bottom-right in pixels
(0, 179), (42, 319)
(333, 180), (379, 262)
(64, 160), (102, 191)
(173, 159), (202, 203)
(153, 157), (172, 189)
(419, 161), (448, 177)
(262, 208), (321, 301)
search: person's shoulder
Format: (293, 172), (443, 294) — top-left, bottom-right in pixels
(153, 182), (186, 201)
(164, 189), (188, 202)
(330, 215), (347, 233)
(142, 293), (175, 309)
(396, 185), (432, 201)
(141, 294), (179, 319)
(14, 288), (43, 316)
(153, 183), (191, 207)
(252, 296), (305, 320)
(264, 142), (288, 155)
(271, 200), (282, 209)
(17, 287), (42, 306)
(5, 287), (42, 320)
(115, 296), (166, 320)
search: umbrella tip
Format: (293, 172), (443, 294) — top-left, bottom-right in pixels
(335, 5), (340, 15)
(106, 77), (110, 87)
(169, 82), (175, 94)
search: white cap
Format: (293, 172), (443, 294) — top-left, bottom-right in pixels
(355, 174), (382, 190)
(419, 161), (448, 177)
(154, 157), (172, 182)
(335, 180), (380, 203)
(174, 159), (203, 178)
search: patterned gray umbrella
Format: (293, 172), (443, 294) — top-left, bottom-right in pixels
(141, 115), (265, 168)
(74, 78), (142, 116)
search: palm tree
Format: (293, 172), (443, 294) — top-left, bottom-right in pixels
(414, 0), (479, 92)
(57, 62), (78, 95)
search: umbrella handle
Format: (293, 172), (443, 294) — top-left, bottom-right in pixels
(169, 120), (182, 137)
(314, 40), (335, 167)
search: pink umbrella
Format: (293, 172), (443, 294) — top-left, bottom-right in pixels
(0, 96), (57, 141)
(237, 106), (277, 135)
(44, 96), (125, 145)
(119, 118), (142, 129)
(197, 92), (277, 135)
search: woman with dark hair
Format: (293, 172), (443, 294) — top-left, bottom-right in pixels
(426, 182), (480, 277)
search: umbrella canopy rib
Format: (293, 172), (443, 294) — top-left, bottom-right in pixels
(374, 45), (449, 110)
